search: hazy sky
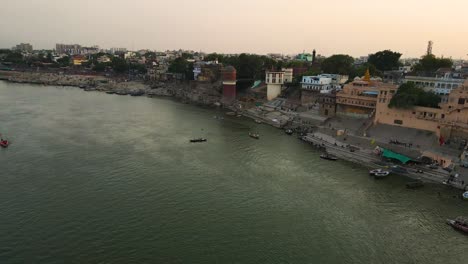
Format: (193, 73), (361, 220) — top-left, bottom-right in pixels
(2, 0), (468, 58)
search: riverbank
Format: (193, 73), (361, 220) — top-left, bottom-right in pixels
(0, 70), (223, 106)
(1, 71), (466, 190)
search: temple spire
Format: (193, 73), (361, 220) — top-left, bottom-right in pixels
(363, 68), (371, 82)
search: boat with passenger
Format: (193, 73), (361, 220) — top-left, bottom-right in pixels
(285, 129), (293, 135)
(249, 133), (259, 139)
(446, 217), (468, 234)
(369, 168), (390, 178)
(190, 138), (207, 143)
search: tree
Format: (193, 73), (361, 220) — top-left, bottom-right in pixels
(351, 63), (380, 79)
(168, 57), (188, 74)
(413, 54), (453, 73)
(111, 57), (129, 73)
(57, 56), (71, 67)
(389, 82), (441, 109)
(321, 55), (354, 75)
(368, 50), (402, 71)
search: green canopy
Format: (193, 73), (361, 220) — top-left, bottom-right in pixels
(382, 148), (412, 164)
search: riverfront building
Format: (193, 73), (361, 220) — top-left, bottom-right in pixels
(374, 80), (468, 140)
(222, 66), (237, 102)
(265, 68), (293, 101)
(336, 72), (398, 118)
(301, 74), (347, 107)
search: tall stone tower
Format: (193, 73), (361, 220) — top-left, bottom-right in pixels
(222, 66), (237, 102)
(312, 49), (316, 62)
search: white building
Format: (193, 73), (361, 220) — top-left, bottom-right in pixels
(404, 75), (465, 95)
(264, 68), (293, 101)
(282, 68), (293, 83)
(301, 74), (346, 94)
(266, 71), (284, 100)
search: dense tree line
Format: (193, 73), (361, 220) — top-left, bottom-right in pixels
(389, 82), (441, 109)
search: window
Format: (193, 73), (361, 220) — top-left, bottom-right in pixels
(458, 98), (465, 105)
(412, 111), (416, 114)
(394, 119), (403, 125)
(441, 114), (445, 119)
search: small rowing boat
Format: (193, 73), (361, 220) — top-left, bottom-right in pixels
(190, 138), (207, 143)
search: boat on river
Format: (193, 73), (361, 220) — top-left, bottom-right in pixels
(463, 191), (468, 200)
(285, 129), (293, 135)
(0, 139), (9, 148)
(190, 138), (207, 143)
(374, 171), (390, 178)
(446, 217), (468, 234)
(369, 169), (390, 178)
(254, 120), (262, 124)
(249, 133), (259, 139)
(320, 153), (338, 161)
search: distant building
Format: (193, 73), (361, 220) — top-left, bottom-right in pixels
(318, 92), (337, 117)
(56, 44), (81, 55)
(72, 55), (87, 66)
(295, 52), (313, 62)
(97, 55), (111, 63)
(13, 43), (33, 53)
(301, 74), (347, 106)
(266, 71), (284, 101)
(222, 66), (237, 102)
(403, 73), (464, 95)
(110, 47), (127, 54)
(336, 73), (398, 118)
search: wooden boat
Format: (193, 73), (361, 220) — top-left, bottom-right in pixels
(106, 91), (116, 94)
(446, 217), (468, 234)
(406, 180), (424, 189)
(0, 140), (9, 148)
(254, 120), (262, 124)
(226, 112), (236, 116)
(285, 129), (293, 135)
(462, 191), (468, 200)
(320, 153), (338, 161)
(249, 133), (259, 139)
(369, 169), (386, 176)
(189, 138), (207, 143)
(374, 171), (390, 178)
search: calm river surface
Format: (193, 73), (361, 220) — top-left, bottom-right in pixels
(0, 81), (467, 264)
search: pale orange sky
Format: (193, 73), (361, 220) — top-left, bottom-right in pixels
(2, 0), (468, 58)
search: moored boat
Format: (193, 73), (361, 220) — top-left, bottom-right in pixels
(374, 171), (390, 178)
(369, 168), (384, 175)
(226, 112), (236, 116)
(463, 191), (468, 200)
(254, 119), (262, 124)
(190, 138), (207, 143)
(285, 129), (293, 135)
(320, 153), (338, 161)
(446, 217), (468, 234)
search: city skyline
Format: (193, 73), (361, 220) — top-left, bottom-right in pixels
(2, 0), (468, 59)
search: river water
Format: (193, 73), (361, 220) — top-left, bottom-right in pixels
(0, 81), (467, 264)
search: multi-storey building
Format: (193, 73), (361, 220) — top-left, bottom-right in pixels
(374, 80), (468, 139)
(13, 43), (33, 53)
(56, 44), (82, 55)
(336, 74), (398, 118)
(265, 68), (293, 101)
(403, 73), (464, 95)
